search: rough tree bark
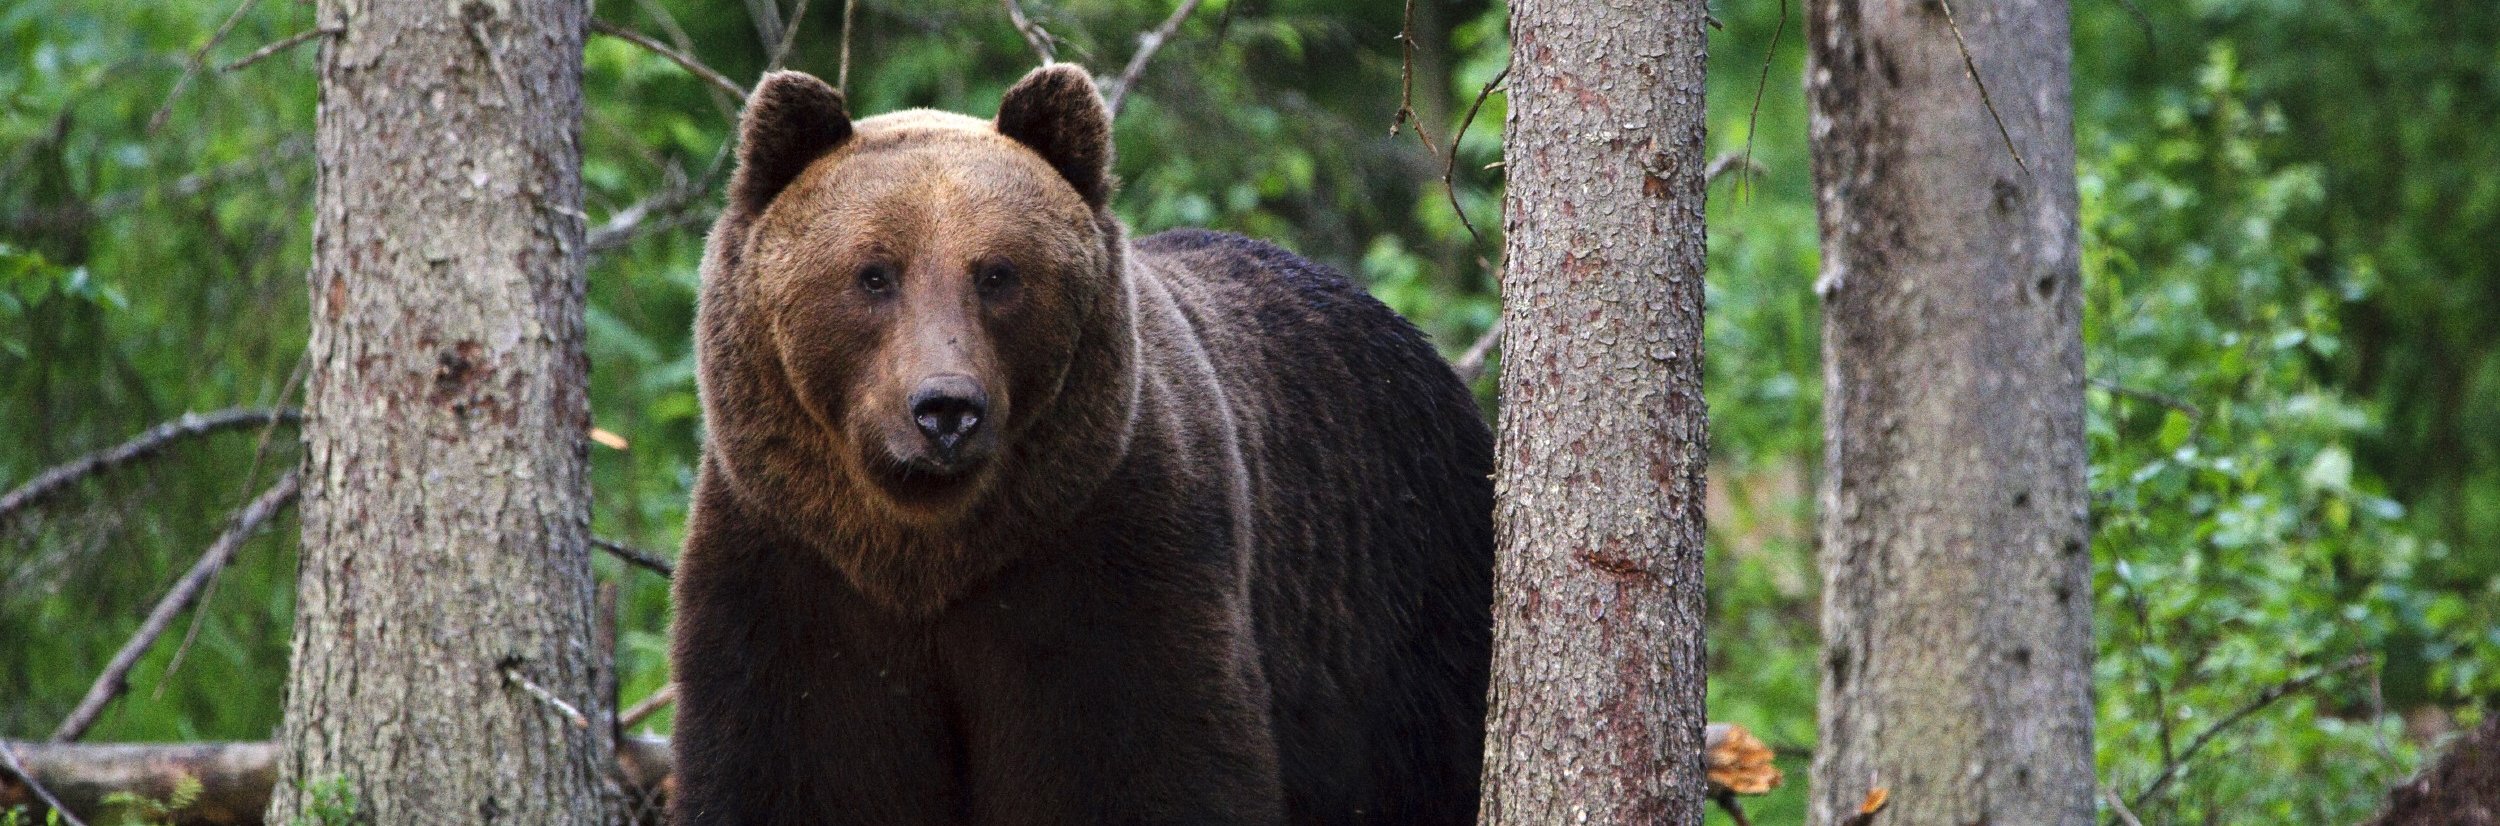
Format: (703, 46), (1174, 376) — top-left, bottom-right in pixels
(1805, 0), (2093, 824)
(266, 0), (608, 822)
(1478, 0), (1710, 823)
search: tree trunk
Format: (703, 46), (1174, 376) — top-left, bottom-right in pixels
(268, 0), (607, 822)
(1804, 0), (2092, 824)
(1477, 1), (1710, 822)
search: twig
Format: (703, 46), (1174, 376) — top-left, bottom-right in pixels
(2089, 377), (2202, 421)
(837, 0), (859, 95)
(766, 0), (812, 71)
(0, 741), (87, 826)
(587, 142), (734, 256)
(217, 26), (338, 73)
(1441, 65), (1508, 247)
(1003, 0), (1057, 64)
(501, 662), (593, 731)
(2101, 783), (2146, 826)
(149, 0), (265, 134)
(1737, 0), (1787, 200)
(1706, 151), (1770, 187)
(1450, 318), (1504, 385)
(595, 537), (676, 578)
(160, 355), (312, 695)
(591, 19), (749, 100)
(742, 0), (786, 58)
(0, 408), (300, 526)
(620, 684), (678, 729)
(1101, 0), (1207, 117)
(1386, 0), (1439, 153)
(2121, 653), (2373, 817)
(50, 472), (301, 743)
(1935, 0), (2027, 173)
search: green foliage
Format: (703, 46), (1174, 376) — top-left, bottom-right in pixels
(1, 806), (65, 826)
(3, 1), (2495, 823)
(99, 772), (201, 826)
(287, 775), (360, 826)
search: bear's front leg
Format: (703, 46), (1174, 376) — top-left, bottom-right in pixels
(938, 555), (1286, 826)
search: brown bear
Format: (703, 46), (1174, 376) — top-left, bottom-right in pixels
(668, 64), (1493, 825)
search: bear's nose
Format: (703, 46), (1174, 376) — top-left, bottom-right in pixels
(908, 375), (988, 458)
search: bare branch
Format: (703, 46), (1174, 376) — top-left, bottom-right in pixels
(50, 472), (301, 743)
(1387, 0), (1439, 153)
(838, 0), (860, 95)
(595, 537), (676, 578)
(1441, 65), (1508, 247)
(1935, 0), (2028, 173)
(2121, 653), (2373, 817)
(0, 742), (87, 826)
(2090, 377), (2203, 421)
(767, 0), (813, 71)
(2101, 783), (2146, 826)
(1450, 318), (1504, 386)
(1738, 0), (1789, 199)
(501, 662), (594, 731)
(217, 26), (339, 74)
(591, 19), (749, 100)
(1101, 0), (1207, 117)
(621, 684), (678, 729)
(1003, 0), (1057, 64)
(148, 0), (265, 134)
(1, 408), (299, 526)
(1706, 151), (1771, 187)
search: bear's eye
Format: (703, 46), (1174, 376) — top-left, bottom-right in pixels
(855, 263), (896, 295)
(975, 261), (1019, 295)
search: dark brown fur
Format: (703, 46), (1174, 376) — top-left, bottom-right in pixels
(671, 66), (1493, 825)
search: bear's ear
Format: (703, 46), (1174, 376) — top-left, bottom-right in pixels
(995, 64), (1115, 208)
(730, 71), (853, 214)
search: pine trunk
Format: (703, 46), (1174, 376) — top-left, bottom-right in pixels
(268, 0), (607, 821)
(1478, 1), (1711, 822)
(1805, 0), (2092, 823)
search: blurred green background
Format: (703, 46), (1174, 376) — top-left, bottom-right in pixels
(3, 0), (2494, 822)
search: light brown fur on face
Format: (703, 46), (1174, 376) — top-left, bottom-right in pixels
(696, 68), (1137, 614)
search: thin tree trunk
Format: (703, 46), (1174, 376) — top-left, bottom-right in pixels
(1805, 0), (2091, 823)
(1478, 0), (1710, 822)
(268, 0), (606, 821)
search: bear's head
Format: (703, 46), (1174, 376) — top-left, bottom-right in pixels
(695, 65), (1139, 611)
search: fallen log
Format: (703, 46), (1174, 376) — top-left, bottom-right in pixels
(5, 725), (1769, 823)
(1, 738), (672, 825)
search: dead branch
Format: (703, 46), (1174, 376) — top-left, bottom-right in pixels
(1, 408), (299, 527)
(1441, 65), (1507, 247)
(1450, 318), (1504, 385)
(1706, 151), (1771, 187)
(2119, 653), (2373, 818)
(0, 738), (673, 826)
(837, 0), (860, 95)
(766, 0), (812, 72)
(595, 537), (675, 578)
(2100, 783), (2146, 826)
(1737, 0), (1788, 199)
(2090, 377), (2203, 421)
(590, 19), (749, 100)
(1935, 0), (2028, 173)
(1101, 0), (1206, 117)
(0, 742), (86, 826)
(148, 0), (265, 134)
(51, 472), (301, 744)
(1003, 0), (1057, 64)
(216, 26), (339, 74)
(621, 684), (678, 729)
(500, 662), (594, 732)
(1386, 0), (1439, 153)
